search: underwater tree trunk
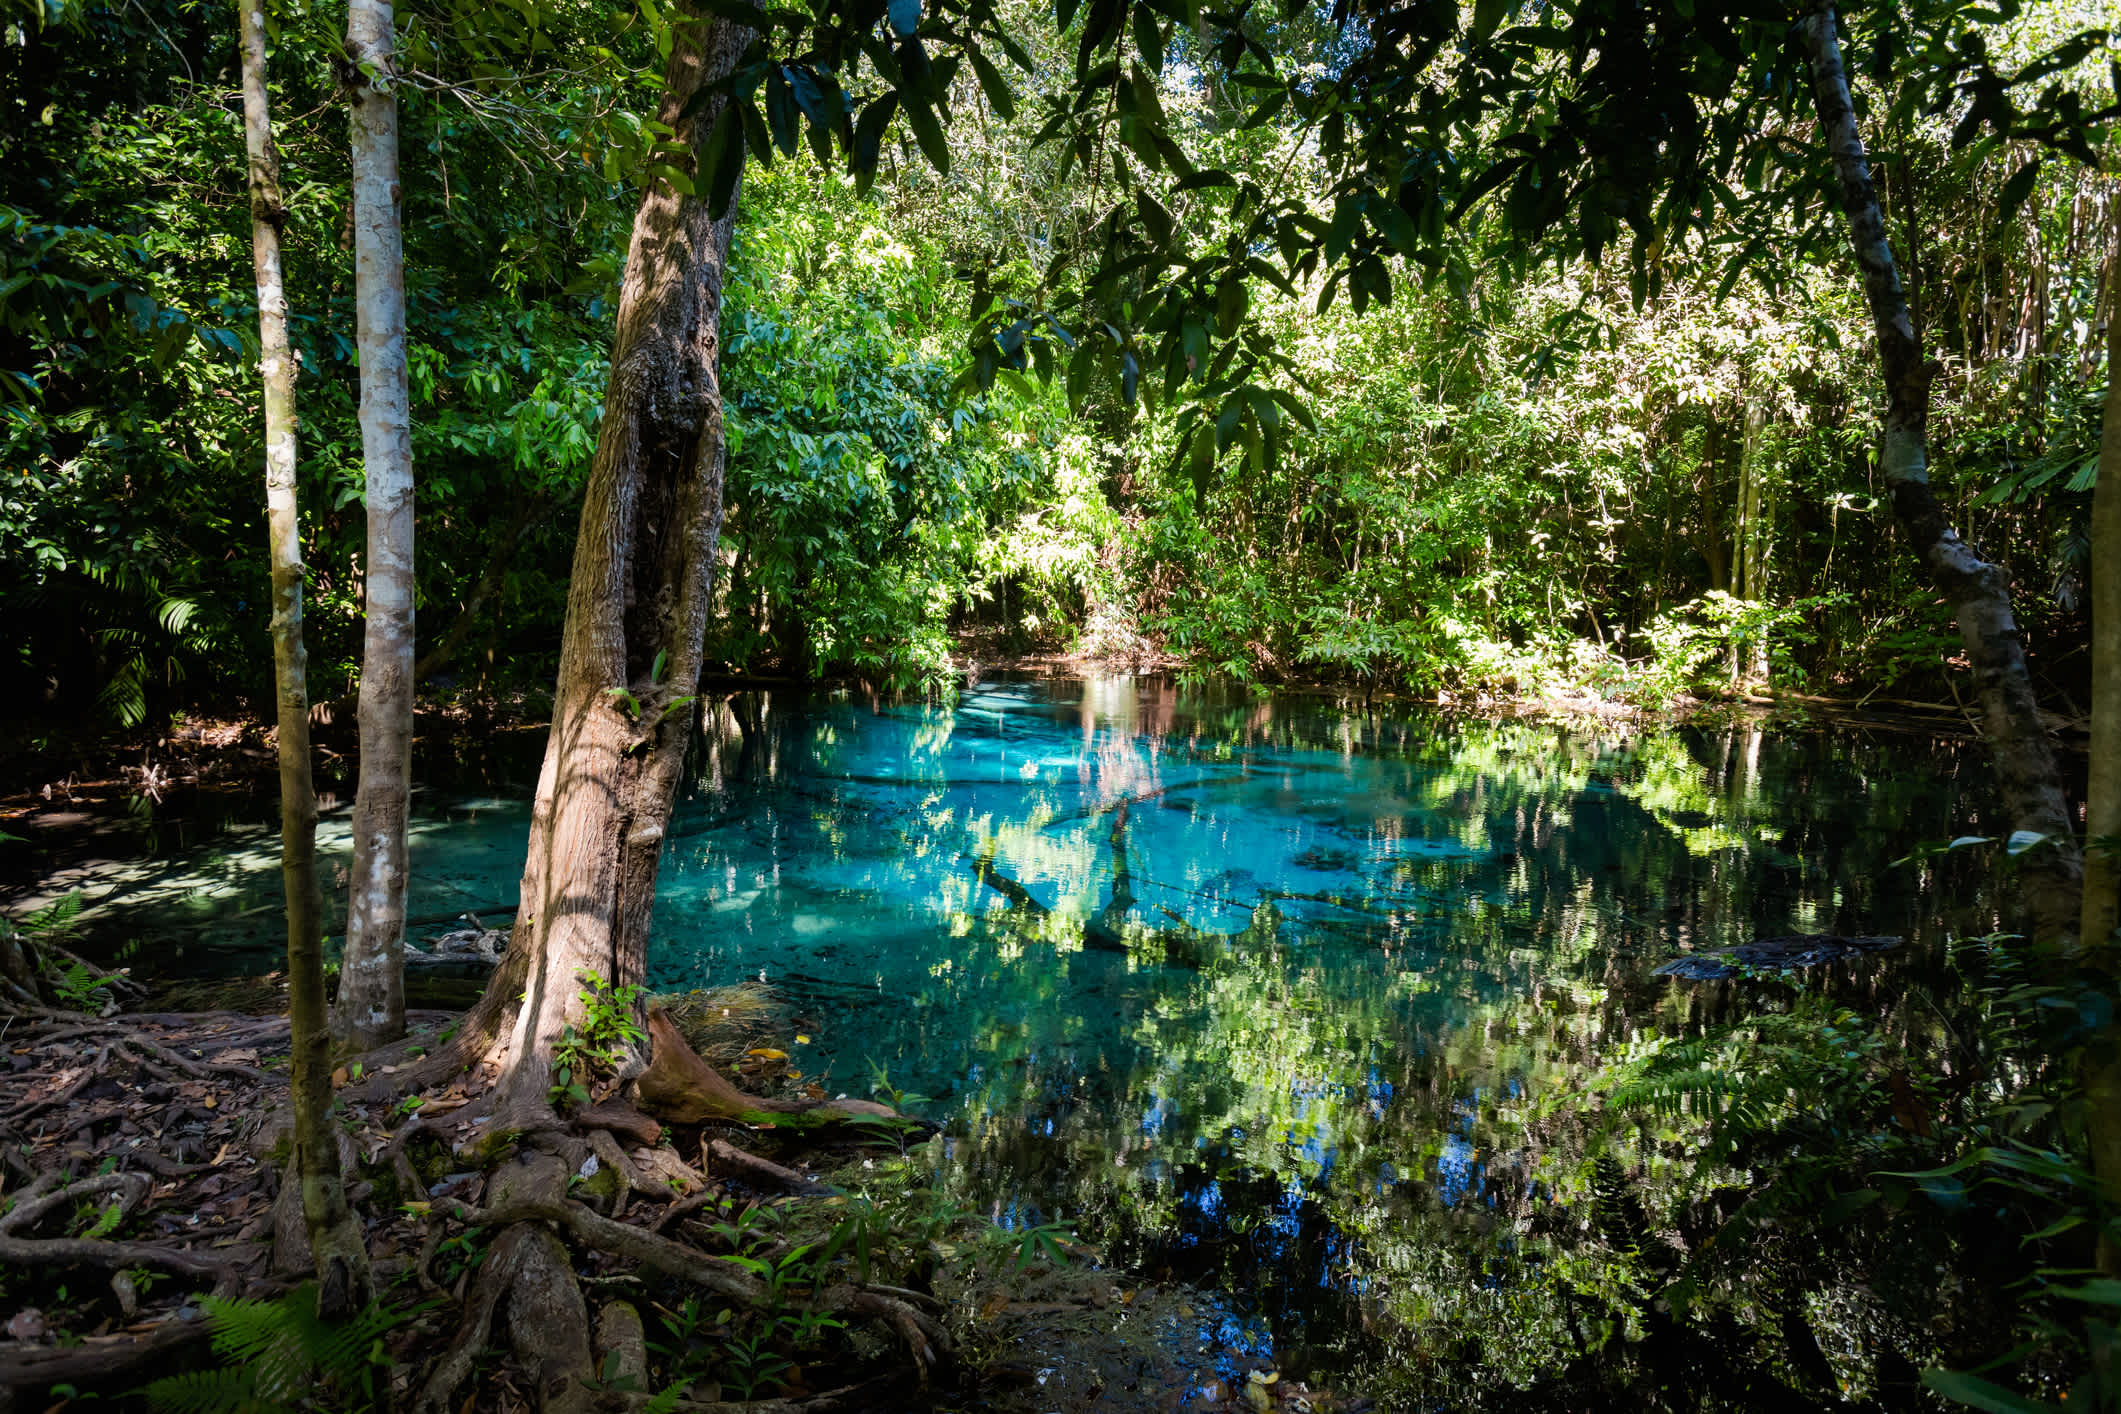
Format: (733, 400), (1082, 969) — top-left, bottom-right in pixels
(1801, 7), (2082, 941)
(239, 0), (371, 1313)
(335, 0), (415, 1048)
(454, 0), (751, 1114)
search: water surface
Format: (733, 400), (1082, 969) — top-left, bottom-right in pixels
(57, 677), (2006, 1390)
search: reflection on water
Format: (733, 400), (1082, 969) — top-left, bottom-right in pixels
(652, 678), (1998, 1390)
(59, 676), (2004, 1392)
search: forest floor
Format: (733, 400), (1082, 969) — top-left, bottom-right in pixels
(0, 980), (1380, 1413)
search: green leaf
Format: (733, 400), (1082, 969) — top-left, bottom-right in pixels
(903, 97), (949, 176)
(2052, 1279), (2121, 1307)
(968, 46), (1016, 120)
(765, 66), (800, 155)
(1215, 276), (1247, 337)
(702, 101), (745, 219)
(1920, 1369), (2057, 1414)
(1995, 159), (2041, 229)
(1133, 5), (1164, 73)
(1136, 190), (1174, 246)
(1369, 197), (1420, 256)
(647, 163), (695, 195)
(849, 93), (899, 193)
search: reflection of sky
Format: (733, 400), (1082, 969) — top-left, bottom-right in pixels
(63, 675), (1999, 1361)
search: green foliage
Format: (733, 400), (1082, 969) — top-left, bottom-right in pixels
(1011, 1219), (1076, 1270)
(550, 974), (647, 1110)
(644, 1203), (849, 1401)
(140, 1285), (424, 1414)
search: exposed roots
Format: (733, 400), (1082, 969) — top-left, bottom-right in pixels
(0, 1170), (240, 1295)
(433, 1191), (950, 1369)
(2, 997), (959, 1410)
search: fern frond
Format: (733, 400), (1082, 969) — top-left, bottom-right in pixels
(139, 1365), (291, 1414)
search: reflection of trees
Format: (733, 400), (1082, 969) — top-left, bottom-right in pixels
(655, 679), (1999, 1403)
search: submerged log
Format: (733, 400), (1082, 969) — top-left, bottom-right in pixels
(1654, 934), (1902, 981)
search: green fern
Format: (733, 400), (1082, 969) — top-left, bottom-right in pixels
(1599, 1004), (1880, 1165)
(140, 1284), (424, 1413)
(18, 890), (84, 940)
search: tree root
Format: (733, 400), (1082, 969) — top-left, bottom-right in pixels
(614, 1378), (902, 1413)
(434, 1193), (950, 1370)
(636, 1008), (896, 1129)
(703, 1138), (831, 1196)
(587, 1127), (646, 1217)
(0, 1309), (213, 1390)
(442, 1195), (767, 1305)
(411, 1219), (541, 1414)
(505, 1223), (597, 1414)
(0, 1238), (236, 1297)
(4, 1042), (110, 1123)
(112, 1032), (269, 1083)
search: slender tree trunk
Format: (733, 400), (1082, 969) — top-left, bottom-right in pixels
(2079, 189), (2121, 1280)
(441, 0), (753, 1116)
(1731, 394), (1768, 683)
(335, 0), (415, 1047)
(1801, 6), (2083, 942)
(238, 0), (370, 1314)
(1698, 419), (1728, 593)
(2088, 199), (2121, 951)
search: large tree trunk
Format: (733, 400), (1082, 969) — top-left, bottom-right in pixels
(335, 0), (416, 1048)
(238, 0), (371, 1314)
(1801, 7), (2083, 942)
(451, 0), (752, 1115)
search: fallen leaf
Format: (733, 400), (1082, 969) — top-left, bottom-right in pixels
(744, 1048), (788, 1061)
(331, 1066), (349, 1088)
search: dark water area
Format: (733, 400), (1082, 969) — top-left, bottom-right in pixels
(40, 676), (2012, 1400)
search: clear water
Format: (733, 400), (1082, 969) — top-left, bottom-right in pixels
(60, 676), (2003, 1382)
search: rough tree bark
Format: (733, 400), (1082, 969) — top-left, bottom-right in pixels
(335, 0), (416, 1048)
(1801, 6), (2083, 941)
(442, 0), (753, 1115)
(238, 0), (371, 1312)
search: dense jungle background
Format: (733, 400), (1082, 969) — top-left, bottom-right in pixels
(3, 0), (2111, 725)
